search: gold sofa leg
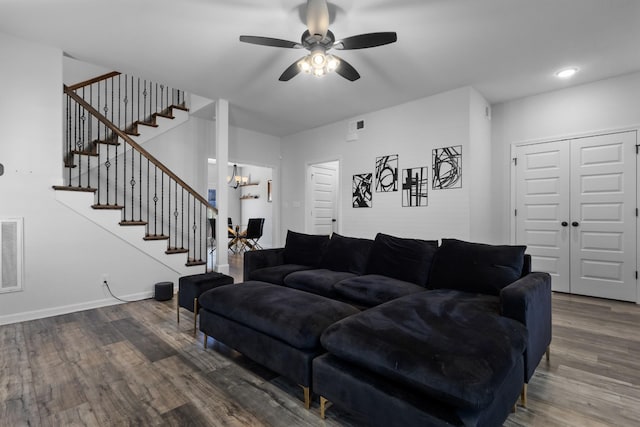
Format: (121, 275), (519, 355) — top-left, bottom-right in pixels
(301, 386), (310, 409)
(203, 333), (208, 348)
(521, 383), (528, 407)
(546, 345), (551, 362)
(320, 396), (332, 419)
(176, 300), (180, 323)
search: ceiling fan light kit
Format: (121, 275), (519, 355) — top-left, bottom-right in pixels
(239, 0), (397, 81)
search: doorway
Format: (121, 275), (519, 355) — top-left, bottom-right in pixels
(307, 160), (339, 235)
(513, 131), (637, 302)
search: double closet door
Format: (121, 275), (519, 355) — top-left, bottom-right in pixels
(514, 131), (637, 302)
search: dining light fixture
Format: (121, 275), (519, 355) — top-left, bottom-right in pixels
(228, 164), (240, 189)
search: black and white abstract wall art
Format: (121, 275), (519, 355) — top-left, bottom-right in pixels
(352, 173), (373, 208)
(402, 167), (428, 207)
(375, 154), (398, 192)
(432, 145), (462, 189)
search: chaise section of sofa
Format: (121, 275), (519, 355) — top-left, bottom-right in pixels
(315, 290), (528, 426)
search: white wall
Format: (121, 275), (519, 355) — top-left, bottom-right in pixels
(491, 71), (640, 243)
(0, 32), (181, 325)
(280, 87), (480, 242)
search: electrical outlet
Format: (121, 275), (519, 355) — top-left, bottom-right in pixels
(101, 274), (109, 285)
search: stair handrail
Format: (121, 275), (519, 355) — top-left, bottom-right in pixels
(67, 71), (121, 91)
(63, 84), (217, 216)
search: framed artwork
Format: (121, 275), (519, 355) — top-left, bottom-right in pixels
(402, 167), (428, 207)
(375, 154), (398, 192)
(432, 145), (462, 189)
(267, 180), (272, 202)
(352, 173), (373, 208)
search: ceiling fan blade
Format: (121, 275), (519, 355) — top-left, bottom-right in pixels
(306, 0), (329, 37)
(334, 32), (398, 50)
(332, 55), (360, 81)
(239, 35), (302, 49)
(279, 58), (305, 81)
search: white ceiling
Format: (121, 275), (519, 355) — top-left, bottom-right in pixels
(1, 0), (639, 137)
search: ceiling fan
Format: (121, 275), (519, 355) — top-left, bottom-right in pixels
(239, 0), (397, 81)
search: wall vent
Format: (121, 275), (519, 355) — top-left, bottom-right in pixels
(1, 218), (23, 293)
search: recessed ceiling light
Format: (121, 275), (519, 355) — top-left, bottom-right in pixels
(556, 67), (579, 79)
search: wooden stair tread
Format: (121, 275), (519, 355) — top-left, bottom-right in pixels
(119, 220), (147, 226)
(153, 112), (174, 120)
(143, 234), (170, 241)
(186, 259), (207, 267)
(71, 150), (98, 157)
(170, 104), (189, 112)
(92, 204), (124, 210)
(95, 139), (121, 146)
(52, 185), (97, 193)
(124, 130), (140, 136)
(166, 247), (189, 254)
(135, 120), (158, 128)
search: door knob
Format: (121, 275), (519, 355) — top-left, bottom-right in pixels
(572, 221), (580, 227)
(561, 221), (568, 227)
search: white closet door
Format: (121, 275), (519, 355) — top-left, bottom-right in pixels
(569, 132), (637, 301)
(515, 141), (571, 293)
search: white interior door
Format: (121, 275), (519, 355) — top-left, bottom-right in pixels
(569, 132), (637, 301)
(515, 141), (571, 292)
(308, 162), (338, 235)
(515, 131), (638, 302)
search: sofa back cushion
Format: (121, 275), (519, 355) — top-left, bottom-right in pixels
(282, 230), (330, 267)
(320, 233), (373, 274)
(429, 239), (526, 295)
(365, 233), (438, 287)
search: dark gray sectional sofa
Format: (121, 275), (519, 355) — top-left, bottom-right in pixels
(200, 230), (551, 426)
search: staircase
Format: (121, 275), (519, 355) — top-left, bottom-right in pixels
(54, 72), (214, 273)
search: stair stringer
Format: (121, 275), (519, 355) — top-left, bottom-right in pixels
(55, 189), (203, 277)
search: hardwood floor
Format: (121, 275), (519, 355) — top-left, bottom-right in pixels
(1, 257), (639, 426)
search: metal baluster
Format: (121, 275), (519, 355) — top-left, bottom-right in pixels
(161, 174), (165, 237)
(153, 166), (158, 236)
(168, 177), (172, 247)
(139, 152), (143, 221)
(187, 193), (191, 256)
(137, 77), (140, 123)
(181, 187), (185, 249)
(66, 95), (72, 184)
(116, 74), (120, 207)
(130, 142), (135, 221)
(146, 158), (150, 234)
(143, 79), (147, 123)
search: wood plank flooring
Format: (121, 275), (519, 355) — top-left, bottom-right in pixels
(1, 256), (639, 426)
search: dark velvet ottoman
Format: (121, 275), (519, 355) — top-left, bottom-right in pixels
(177, 271), (234, 332)
(314, 290), (528, 426)
(198, 281), (359, 408)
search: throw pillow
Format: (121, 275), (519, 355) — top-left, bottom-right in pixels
(320, 233), (373, 274)
(428, 238), (526, 295)
(365, 233), (438, 287)
(282, 230), (330, 267)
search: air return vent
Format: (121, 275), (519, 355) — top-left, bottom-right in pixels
(1, 218), (23, 293)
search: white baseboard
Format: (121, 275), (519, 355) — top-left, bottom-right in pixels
(0, 291), (154, 326)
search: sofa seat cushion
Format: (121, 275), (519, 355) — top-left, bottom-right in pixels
(199, 281), (359, 350)
(320, 290), (527, 410)
(429, 238), (526, 295)
(334, 274), (427, 307)
(248, 264), (313, 285)
(366, 233), (438, 287)
(284, 269), (357, 298)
